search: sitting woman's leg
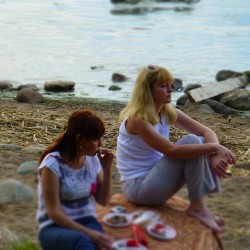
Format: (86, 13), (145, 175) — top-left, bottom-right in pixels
(121, 149), (185, 205)
(39, 217), (103, 250)
(122, 134), (223, 232)
(175, 134), (223, 233)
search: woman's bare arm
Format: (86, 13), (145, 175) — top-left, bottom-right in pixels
(128, 112), (235, 162)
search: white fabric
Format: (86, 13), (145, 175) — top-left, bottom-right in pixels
(36, 151), (101, 229)
(117, 116), (170, 181)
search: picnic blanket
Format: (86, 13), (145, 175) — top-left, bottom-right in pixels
(96, 194), (223, 250)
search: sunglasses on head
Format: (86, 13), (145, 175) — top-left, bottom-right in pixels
(147, 65), (158, 71)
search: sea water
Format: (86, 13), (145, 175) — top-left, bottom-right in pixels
(0, 0), (249, 103)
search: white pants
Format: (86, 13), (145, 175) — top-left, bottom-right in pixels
(121, 134), (220, 205)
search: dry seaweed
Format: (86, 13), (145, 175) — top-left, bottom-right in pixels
(0, 99), (249, 174)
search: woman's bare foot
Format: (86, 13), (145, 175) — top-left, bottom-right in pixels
(210, 212), (225, 227)
(186, 207), (224, 233)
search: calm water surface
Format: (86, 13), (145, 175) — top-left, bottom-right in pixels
(0, 0), (249, 102)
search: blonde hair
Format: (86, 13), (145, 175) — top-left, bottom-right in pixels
(119, 65), (177, 125)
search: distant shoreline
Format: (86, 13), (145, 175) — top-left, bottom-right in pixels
(0, 90), (128, 107)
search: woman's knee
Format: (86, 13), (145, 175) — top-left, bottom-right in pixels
(39, 226), (96, 250)
(182, 134), (204, 144)
(74, 234), (96, 250)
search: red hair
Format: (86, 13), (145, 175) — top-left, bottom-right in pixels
(39, 109), (105, 164)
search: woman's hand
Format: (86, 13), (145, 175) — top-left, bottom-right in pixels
(97, 147), (114, 171)
(210, 155), (230, 178)
(88, 230), (114, 250)
(213, 144), (236, 165)
(210, 145), (236, 178)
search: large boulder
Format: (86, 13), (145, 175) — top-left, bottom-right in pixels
(184, 104), (216, 115)
(17, 84), (39, 91)
(0, 80), (14, 90)
(0, 179), (34, 205)
(44, 80), (75, 92)
(16, 160), (38, 175)
(172, 78), (183, 91)
(16, 88), (44, 103)
(201, 99), (238, 115)
(112, 73), (128, 83)
(176, 94), (188, 106)
(216, 70), (243, 81)
(220, 89), (250, 111)
(183, 83), (202, 94)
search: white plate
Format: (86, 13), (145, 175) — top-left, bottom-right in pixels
(103, 213), (132, 227)
(110, 205), (127, 213)
(112, 238), (148, 250)
(129, 210), (143, 221)
(147, 223), (177, 240)
(132, 210), (160, 227)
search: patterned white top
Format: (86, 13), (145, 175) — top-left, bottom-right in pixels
(36, 151), (101, 229)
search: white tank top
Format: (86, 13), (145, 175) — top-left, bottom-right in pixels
(117, 116), (170, 181)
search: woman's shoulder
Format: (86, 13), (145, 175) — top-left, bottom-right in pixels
(38, 151), (63, 176)
(43, 151), (61, 162)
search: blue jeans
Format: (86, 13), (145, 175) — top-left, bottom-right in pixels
(39, 216), (104, 250)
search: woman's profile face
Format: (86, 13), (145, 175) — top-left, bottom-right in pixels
(79, 136), (102, 156)
(151, 80), (173, 106)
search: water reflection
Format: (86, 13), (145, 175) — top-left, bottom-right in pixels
(111, 6), (193, 15)
(110, 0), (196, 15)
(111, 0), (199, 3)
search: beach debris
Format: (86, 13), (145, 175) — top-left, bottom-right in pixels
(188, 77), (246, 103)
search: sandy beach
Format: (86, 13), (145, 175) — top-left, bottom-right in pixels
(0, 98), (249, 250)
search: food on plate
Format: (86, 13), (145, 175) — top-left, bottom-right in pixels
(147, 222), (177, 240)
(150, 223), (166, 236)
(106, 214), (128, 225)
(130, 210), (143, 221)
(126, 238), (140, 247)
(111, 238), (147, 250)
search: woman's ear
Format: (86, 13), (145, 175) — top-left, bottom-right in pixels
(76, 134), (84, 144)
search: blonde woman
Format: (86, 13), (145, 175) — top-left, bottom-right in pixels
(116, 65), (236, 233)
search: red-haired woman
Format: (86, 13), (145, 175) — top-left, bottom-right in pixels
(36, 109), (114, 250)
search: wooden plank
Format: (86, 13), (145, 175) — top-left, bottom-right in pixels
(188, 77), (243, 103)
